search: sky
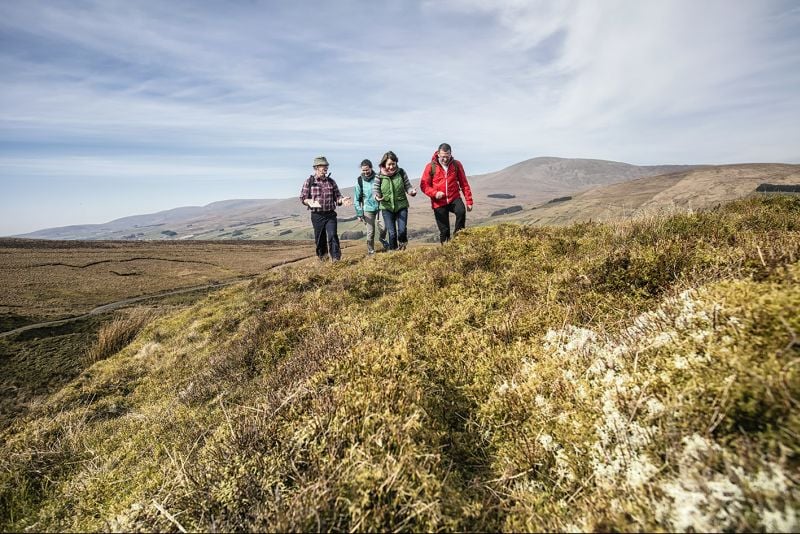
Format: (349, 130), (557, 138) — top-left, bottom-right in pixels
(1, 0), (799, 236)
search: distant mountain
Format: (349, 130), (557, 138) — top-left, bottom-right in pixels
(17, 157), (797, 241)
(17, 199), (290, 240)
(487, 163), (800, 227)
(466, 157), (700, 227)
(469, 156), (698, 202)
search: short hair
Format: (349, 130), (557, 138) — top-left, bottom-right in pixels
(360, 159), (373, 168)
(380, 150), (398, 167)
(438, 143), (452, 152)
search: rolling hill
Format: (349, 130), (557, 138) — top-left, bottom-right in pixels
(15, 157), (704, 241)
(490, 163), (800, 227)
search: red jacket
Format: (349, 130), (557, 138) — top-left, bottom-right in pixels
(419, 152), (473, 209)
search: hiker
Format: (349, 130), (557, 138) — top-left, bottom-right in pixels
(373, 151), (417, 251)
(354, 159), (389, 255)
(419, 143), (473, 243)
(299, 156), (351, 261)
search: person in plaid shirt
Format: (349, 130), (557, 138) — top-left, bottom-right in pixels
(300, 156), (351, 261)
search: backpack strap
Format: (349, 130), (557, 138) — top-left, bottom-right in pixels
(358, 175), (364, 206)
(305, 175), (316, 199)
(455, 160), (465, 192)
(428, 160), (437, 188)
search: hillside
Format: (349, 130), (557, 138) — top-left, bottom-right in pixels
(15, 157), (702, 241)
(1, 196), (798, 532)
(493, 163), (800, 227)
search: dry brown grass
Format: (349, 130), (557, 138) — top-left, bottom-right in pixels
(83, 308), (158, 365)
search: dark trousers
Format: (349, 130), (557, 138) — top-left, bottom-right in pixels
(433, 197), (466, 243)
(311, 211), (341, 260)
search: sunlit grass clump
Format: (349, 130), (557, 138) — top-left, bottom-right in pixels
(83, 308), (158, 365)
(1, 195), (798, 532)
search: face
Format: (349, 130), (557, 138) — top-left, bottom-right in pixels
(314, 164), (329, 177)
(360, 165), (372, 176)
(438, 150), (452, 164)
(384, 159), (397, 172)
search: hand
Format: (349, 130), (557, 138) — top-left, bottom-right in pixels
(305, 198), (321, 208)
(358, 216), (365, 224)
(467, 204), (473, 212)
(375, 195), (384, 201)
(409, 188), (417, 197)
(435, 191), (444, 200)
(340, 196), (352, 207)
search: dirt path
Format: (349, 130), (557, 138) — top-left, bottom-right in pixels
(0, 279), (245, 339)
(0, 252), (323, 339)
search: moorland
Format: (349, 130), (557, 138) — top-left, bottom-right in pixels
(0, 238), (364, 426)
(1, 195), (798, 532)
(0, 238), (326, 330)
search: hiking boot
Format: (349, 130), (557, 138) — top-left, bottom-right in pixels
(379, 238), (390, 251)
(398, 242), (407, 251)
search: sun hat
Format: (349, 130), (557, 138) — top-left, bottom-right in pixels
(313, 156), (329, 167)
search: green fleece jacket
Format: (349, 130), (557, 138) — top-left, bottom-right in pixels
(373, 168), (413, 213)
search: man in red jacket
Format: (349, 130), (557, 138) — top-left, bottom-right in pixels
(419, 143), (474, 243)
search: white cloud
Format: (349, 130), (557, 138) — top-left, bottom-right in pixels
(1, 0), (799, 233)
(429, 0), (800, 148)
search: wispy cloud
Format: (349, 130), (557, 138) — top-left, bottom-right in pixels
(432, 0), (800, 151)
(1, 0), (799, 234)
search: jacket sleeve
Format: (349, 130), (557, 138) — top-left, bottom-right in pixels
(419, 163), (435, 198)
(372, 175), (383, 199)
(299, 177), (311, 205)
(332, 180), (343, 204)
(354, 179), (363, 216)
(401, 169), (414, 193)
(457, 161), (473, 206)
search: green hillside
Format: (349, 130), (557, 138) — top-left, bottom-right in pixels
(2, 196), (798, 532)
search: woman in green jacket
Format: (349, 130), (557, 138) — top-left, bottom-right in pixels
(372, 151), (417, 250)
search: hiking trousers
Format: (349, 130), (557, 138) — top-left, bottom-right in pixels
(311, 210), (341, 260)
(363, 210), (387, 253)
(433, 197), (466, 243)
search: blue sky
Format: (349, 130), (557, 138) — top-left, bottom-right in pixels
(1, 0), (799, 235)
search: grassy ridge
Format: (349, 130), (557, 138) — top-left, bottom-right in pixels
(1, 196), (798, 531)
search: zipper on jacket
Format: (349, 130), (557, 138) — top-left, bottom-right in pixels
(444, 164), (449, 201)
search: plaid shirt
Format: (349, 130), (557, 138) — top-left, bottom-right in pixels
(300, 174), (342, 212)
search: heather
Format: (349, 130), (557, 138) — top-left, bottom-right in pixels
(1, 195), (798, 532)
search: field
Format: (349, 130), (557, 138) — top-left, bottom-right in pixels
(0, 238), (331, 330)
(0, 238), (363, 426)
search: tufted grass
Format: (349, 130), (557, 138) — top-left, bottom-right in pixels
(83, 308), (159, 366)
(1, 195), (798, 532)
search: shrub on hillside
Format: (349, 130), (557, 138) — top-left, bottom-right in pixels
(490, 205), (523, 216)
(340, 230), (365, 240)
